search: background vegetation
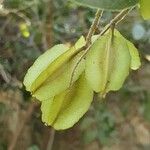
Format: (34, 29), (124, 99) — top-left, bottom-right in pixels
(0, 0), (150, 150)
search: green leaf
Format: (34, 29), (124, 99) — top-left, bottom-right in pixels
(23, 36), (86, 93)
(33, 51), (85, 101)
(86, 30), (131, 96)
(140, 0), (150, 20)
(114, 30), (141, 70)
(72, 0), (139, 11)
(41, 73), (93, 130)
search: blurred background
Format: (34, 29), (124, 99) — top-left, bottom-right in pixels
(0, 0), (150, 150)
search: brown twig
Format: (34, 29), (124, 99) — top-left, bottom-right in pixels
(86, 9), (103, 46)
(41, 0), (54, 50)
(8, 101), (39, 150)
(69, 9), (103, 86)
(46, 129), (55, 150)
(0, 8), (31, 25)
(69, 46), (91, 87)
(0, 63), (11, 84)
(41, 1), (56, 150)
(99, 8), (133, 36)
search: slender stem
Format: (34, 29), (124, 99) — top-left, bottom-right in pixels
(115, 6), (134, 25)
(86, 9), (103, 46)
(69, 46), (91, 86)
(8, 102), (39, 150)
(99, 8), (130, 36)
(46, 129), (55, 150)
(69, 9), (103, 86)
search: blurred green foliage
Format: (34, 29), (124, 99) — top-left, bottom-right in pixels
(81, 102), (116, 145)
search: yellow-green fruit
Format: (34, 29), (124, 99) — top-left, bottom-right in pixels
(114, 30), (141, 70)
(23, 44), (69, 91)
(33, 51), (85, 101)
(23, 36), (86, 95)
(86, 31), (131, 96)
(41, 73), (93, 130)
(140, 0), (150, 20)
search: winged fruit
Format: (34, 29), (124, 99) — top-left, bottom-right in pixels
(85, 29), (141, 97)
